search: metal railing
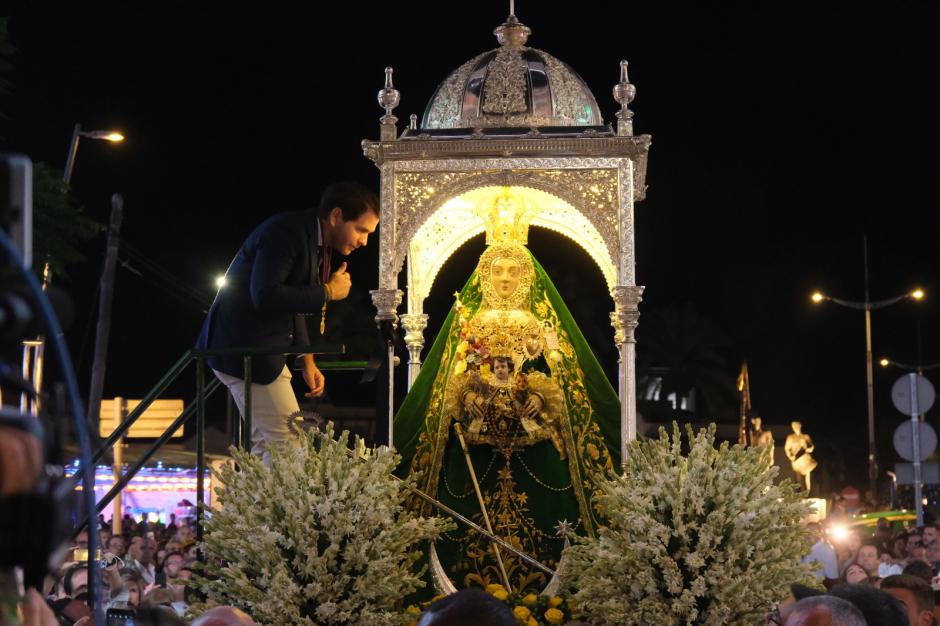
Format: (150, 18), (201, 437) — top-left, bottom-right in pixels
(69, 344), (348, 543)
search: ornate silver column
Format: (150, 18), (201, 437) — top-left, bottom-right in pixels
(400, 313), (429, 389)
(371, 288), (403, 449)
(610, 285), (644, 468)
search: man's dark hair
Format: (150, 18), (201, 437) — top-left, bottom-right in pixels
(135, 606), (187, 626)
(882, 574), (935, 612)
(62, 563), (85, 596)
(902, 559), (935, 584)
(317, 181), (379, 220)
(420, 589), (515, 626)
(829, 583), (910, 626)
(859, 539), (882, 555)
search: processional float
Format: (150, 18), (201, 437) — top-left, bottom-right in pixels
(361, 10), (651, 593)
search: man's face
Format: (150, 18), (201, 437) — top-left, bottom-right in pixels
(924, 526), (939, 544)
(75, 531), (88, 549)
(129, 536), (143, 559)
(884, 587), (932, 626)
(138, 538), (155, 565)
(108, 536), (125, 555)
(491, 258), (521, 298)
(69, 568), (88, 597)
(847, 531), (862, 553)
(165, 554), (184, 578)
(327, 208), (379, 255)
(857, 545), (879, 574)
(908, 533), (924, 556)
(927, 541), (940, 563)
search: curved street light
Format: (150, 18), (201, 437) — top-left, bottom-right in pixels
(63, 123), (125, 184)
(810, 237), (924, 500)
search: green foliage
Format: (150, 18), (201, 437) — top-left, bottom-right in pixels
(190, 425), (455, 626)
(32, 162), (99, 277)
(560, 424), (817, 625)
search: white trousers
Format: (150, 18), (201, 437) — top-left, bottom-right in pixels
(213, 365), (302, 466)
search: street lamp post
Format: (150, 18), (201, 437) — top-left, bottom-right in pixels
(811, 238), (923, 503)
(20, 123), (124, 414)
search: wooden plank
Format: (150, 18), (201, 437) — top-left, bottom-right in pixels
(99, 399), (186, 438)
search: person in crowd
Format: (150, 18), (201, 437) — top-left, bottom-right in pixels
(881, 574), (935, 626)
(127, 535), (157, 585)
(827, 583), (910, 625)
(107, 534), (126, 558)
(779, 595), (866, 626)
(418, 589), (516, 626)
(837, 529), (864, 571)
(133, 605), (187, 626)
(191, 606), (259, 626)
(926, 540), (940, 572)
(923, 523), (940, 546)
(804, 522), (839, 584)
(857, 540), (903, 578)
(906, 531), (925, 560)
(838, 562), (872, 586)
(158, 551), (185, 586)
(902, 559), (935, 585)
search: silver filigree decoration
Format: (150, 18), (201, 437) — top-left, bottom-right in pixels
(422, 53), (488, 129)
(541, 50), (603, 125)
(481, 47), (528, 116)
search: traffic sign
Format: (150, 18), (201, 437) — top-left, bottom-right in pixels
(892, 374), (936, 416)
(893, 420), (938, 461)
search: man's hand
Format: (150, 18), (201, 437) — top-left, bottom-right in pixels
(22, 588), (58, 626)
(303, 358), (326, 398)
(326, 262), (351, 301)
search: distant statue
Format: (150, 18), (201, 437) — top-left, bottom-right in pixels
(748, 415), (775, 468)
(785, 420), (817, 492)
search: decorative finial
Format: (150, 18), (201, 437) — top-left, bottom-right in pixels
(377, 66), (400, 141)
(494, 12), (531, 47)
(612, 60), (636, 136)
(409, 114), (417, 130)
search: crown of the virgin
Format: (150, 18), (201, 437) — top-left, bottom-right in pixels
(473, 188), (534, 245)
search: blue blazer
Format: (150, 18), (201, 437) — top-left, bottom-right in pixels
(195, 209), (328, 384)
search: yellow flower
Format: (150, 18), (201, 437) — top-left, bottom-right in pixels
(544, 607), (565, 624)
(526, 619), (538, 626)
(480, 363), (492, 377)
(548, 596), (564, 608)
(405, 605), (421, 616)
(513, 605), (531, 621)
(455, 360), (467, 374)
(493, 589), (509, 601)
(521, 593), (538, 607)
(457, 340), (469, 354)
(486, 583), (506, 594)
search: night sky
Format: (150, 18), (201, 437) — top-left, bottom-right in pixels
(3, 1), (939, 490)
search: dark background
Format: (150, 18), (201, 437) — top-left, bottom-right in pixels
(2, 1), (938, 493)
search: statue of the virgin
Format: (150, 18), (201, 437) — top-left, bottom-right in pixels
(394, 221), (622, 593)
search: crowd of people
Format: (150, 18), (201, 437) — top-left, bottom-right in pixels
(36, 513), (216, 625)
(794, 519), (940, 625)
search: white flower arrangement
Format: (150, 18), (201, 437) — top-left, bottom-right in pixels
(560, 423), (816, 626)
(190, 425), (454, 626)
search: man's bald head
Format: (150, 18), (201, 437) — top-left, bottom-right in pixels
(784, 596), (866, 626)
(191, 606), (258, 626)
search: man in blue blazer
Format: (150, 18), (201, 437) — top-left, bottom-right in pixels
(195, 181), (379, 464)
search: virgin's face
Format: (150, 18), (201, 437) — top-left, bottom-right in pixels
(491, 258), (521, 298)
